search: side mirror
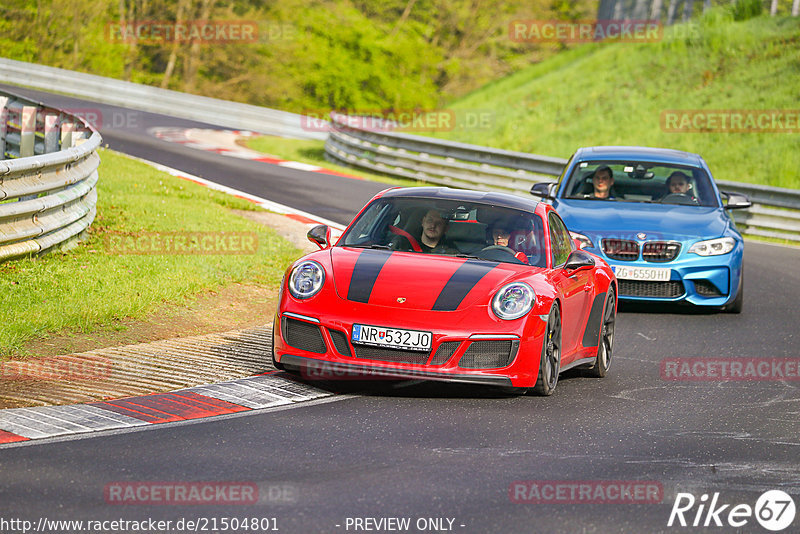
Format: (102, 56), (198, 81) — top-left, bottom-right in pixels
(564, 249), (595, 271)
(530, 182), (557, 199)
(307, 224), (331, 249)
(721, 191), (752, 210)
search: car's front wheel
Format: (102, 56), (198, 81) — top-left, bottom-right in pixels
(532, 305), (562, 396)
(724, 272), (743, 314)
(586, 289), (615, 378)
(271, 331), (285, 371)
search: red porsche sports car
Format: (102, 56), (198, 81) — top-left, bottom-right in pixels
(273, 187), (617, 395)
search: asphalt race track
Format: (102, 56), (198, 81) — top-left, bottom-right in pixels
(1, 85), (799, 534)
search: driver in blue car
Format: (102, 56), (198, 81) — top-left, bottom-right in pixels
(664, 171), (698, 203)
(666, 171), (692, 194)
(589, 165), (616, 199)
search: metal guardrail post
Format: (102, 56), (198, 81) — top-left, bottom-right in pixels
(19, 105), (35, 158)
(0, 96), (7, 157)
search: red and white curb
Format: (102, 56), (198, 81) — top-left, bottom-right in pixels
(149, 126), (361, 179)
(0, 373), (335, 446)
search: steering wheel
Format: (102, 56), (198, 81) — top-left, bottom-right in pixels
(481, 245), (517, 255)
(659, 193), (698, 205)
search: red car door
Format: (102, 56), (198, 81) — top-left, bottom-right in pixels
(548, 213), (592, 361)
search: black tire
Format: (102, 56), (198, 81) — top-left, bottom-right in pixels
(587, 288), (615, 378)
(724, 273), (743, 314)
(532, 305), (562, 396)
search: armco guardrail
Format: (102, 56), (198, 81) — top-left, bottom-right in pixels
(0, 89), (101, 262)
(325, 112), (800, 244)
(0, 57), (325, 141)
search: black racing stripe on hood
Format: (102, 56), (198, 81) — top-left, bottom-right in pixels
(347, 250), (393, 303)
(432, 260), (496, 311)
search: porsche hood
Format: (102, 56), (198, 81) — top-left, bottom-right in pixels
(328, 247), (529, 311)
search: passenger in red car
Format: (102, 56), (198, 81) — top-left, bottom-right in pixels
(490, 223), (511, 247)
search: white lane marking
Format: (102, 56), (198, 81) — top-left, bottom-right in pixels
(637, 332), (656, 341)
(278, 161), (322, 171)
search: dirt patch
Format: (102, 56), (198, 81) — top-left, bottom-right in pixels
(14, 283), (279, 360)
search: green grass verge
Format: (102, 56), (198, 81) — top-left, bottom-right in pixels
(243, 135), (425, 188)
(0, 149), (302, 359)
(430, 12), (800, 189)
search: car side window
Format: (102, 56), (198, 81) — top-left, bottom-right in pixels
(548, 213), (573, 267)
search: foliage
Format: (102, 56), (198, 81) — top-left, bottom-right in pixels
(0, 0), (594, 112)
(731, 0), (763, 21)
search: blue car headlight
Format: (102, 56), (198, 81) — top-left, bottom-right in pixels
(288, 260), (325, 299)
(492, 282), (535, 320)
(569, 231), (594, 249)
(688, 237), (735, 256)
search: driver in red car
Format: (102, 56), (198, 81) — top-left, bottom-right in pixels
(420, 209), (457, 254)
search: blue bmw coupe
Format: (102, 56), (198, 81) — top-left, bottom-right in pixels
(531, 146), (751, 312)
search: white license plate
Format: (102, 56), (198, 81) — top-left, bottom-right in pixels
(352, 324), (432, 352)
(613, 265), (672, 281)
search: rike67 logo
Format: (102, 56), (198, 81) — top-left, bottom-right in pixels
(668, 490), (796, 531)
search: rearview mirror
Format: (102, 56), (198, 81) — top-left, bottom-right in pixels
(307, 224), (331, 249)
(530, 182), (557, 199)
(721, 191), (752, 210)
(564, 249), (595, 271)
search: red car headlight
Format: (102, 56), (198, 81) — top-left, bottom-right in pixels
(288, 260), (325, 299)
(492, 282), (535, 320)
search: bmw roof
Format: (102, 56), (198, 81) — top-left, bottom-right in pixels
(380, 187), (540, 212)
(572, 146), (705, 167)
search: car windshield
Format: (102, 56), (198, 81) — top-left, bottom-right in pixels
(340, 197), (547, 267)
(563, 161), (718, 207)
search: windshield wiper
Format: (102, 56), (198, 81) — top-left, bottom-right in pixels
(347, 244), (392, 250)
(455, 253), (500, 263)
